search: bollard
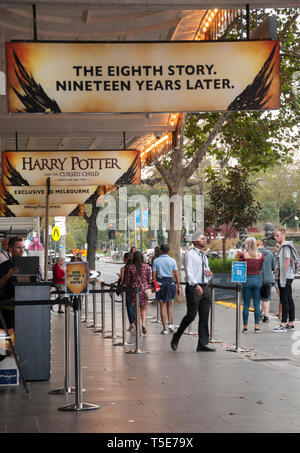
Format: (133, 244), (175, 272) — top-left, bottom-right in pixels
(126, 287), (150, 354)
(58, 296), (99, 412)
(49, 300), (78, 395)
(209, 284), (223, 344)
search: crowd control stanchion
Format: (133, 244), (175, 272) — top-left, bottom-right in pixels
(226, 284), (249, 353)
(209, 283), (223, 344)
(92, 281), (102, 333)
(101, 282), (106, 337)
(83, 294), (89, 324)
(49, 299), (79, 395)
(126, 287), (150, 355)
(114, 290), (126, 347)
(58, 296), (99, 412)
(150, 299), (161, 324)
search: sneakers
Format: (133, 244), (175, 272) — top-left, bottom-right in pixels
(168, 323), (175, 333)
(262, 316), (269, 323)
(161, 328), (168, 335)
(286, 325), (295, 330)
(273, 325), (287, 332)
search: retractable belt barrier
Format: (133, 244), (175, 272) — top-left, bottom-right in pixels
(0, 278), (244, 410)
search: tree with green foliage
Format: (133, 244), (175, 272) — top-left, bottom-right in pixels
(205, 167), (261, 260)
(152, 8), (299, 268)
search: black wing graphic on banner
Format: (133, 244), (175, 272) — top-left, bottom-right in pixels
(227, 42), (277, 111)
(5, 157), (30, 186)
(0, 206), (16, 217)
(84, 186), (102, 204)
(0, 185), (19, 205)
(12, 51), (61, 113)
(69, 204), (85, 217)
(114, 155), (140, 186)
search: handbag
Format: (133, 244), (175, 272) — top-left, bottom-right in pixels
(115, 277), (124, 296)
(137, 274), (153, 298)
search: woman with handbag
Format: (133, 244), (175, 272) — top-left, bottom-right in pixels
(124, 251), (152, 334)
(239, 237), (264, 332)
(120, 252), (135, 332)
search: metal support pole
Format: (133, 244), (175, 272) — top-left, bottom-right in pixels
(58, 296), (99, 412)
(80, 293), (86, 323)
(114, 290), (126, 346)
(150, 300), (161, 324)
(93, 281), (102, 333)
(101, 283), (106, 337)
(226, 284), (249, 353)
(209, 284), (223, 344)
(126, 288), (150, 354)
(49, 300), (77, 395)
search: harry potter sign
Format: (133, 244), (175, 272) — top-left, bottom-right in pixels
(2, 150), (140, 186)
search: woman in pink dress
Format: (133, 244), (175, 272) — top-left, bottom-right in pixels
(124, 251), (152, 334)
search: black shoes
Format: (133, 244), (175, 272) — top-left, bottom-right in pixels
(171, 333), (179, 351)
(197, 345), (216, 352)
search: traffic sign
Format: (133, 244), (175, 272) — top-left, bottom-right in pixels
(52, 226), (61, 242)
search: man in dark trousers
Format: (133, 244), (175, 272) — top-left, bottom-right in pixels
(0, 236), (24, 331)
(171, 231), (215, 352)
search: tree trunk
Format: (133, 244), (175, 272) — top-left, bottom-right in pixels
(86, 203), (100, 270)
(222, 237), (226, 263)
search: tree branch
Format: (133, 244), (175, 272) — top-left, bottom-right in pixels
(183, 111), (231, 181)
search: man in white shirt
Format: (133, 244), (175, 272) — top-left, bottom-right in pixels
(0, 239), (10, 264)
(171, 231), (215, 352)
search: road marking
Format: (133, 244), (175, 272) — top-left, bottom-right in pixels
(216, 300), (254, 312)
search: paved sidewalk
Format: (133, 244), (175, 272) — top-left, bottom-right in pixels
(0, 290), (300, 434)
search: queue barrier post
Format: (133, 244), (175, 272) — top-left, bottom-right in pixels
(226, 284), (249, 353)
(150, 299), (161, 324)
(92, 280), (102, 333)
(49, 298), (79, 395)
(209, 284), (223, 344)
(58, 295), (99, 412)
(113, 289), (126, 347)
(126, 287), (150, 355)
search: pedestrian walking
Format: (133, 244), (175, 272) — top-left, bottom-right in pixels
(256, 239), (275, 323)
(152, 244), (181, 335)
(274, 243), (282, 319)
(151, 246), (161, 267)
(273, 228), (298, 332)
(120, 252), (135, 332)
(171, 231), (215, 352)
(239, 237), (264, 332)
(124, 251), (152, 334)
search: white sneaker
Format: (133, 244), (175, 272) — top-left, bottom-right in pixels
(161, 328), (168, 335)
(272, 325), (287, 332)
(168, 323), (175, 333)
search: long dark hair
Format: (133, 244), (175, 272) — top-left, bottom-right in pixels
(133, 250), (144, 275)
